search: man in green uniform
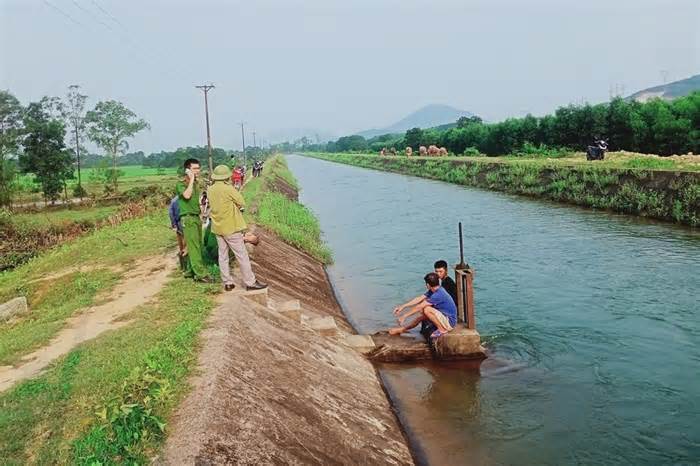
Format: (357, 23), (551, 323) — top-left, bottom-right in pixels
(175, 158), (213, 283)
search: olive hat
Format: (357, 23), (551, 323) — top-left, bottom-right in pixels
(211, 164), (232, 181)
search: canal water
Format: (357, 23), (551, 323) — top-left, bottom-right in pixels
(286, 155), (700, 465)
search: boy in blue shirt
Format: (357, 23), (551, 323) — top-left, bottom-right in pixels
(389, 272), (457, 339)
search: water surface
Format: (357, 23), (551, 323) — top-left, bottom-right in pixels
(287, 154), (700, 466)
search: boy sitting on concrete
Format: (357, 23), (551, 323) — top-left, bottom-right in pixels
(388, 272), (457, 339)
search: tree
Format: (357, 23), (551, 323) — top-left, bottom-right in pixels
(335, 135), (367, 152)
(19, 97), (74, 203)
(64, 85), (88, 197)
(0, 90), (24, 207)
(403, 127), (424, 150)
(85, 100), (149, 190)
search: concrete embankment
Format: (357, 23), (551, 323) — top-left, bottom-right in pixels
(161, 226), (414, 465)
(302, 152), (700, 226)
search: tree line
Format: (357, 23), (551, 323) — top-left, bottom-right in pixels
(304, 92), (700, 157)
(0, 87), (149, 206)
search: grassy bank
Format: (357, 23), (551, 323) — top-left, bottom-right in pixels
(303, 152), (700, 227)
(0, 154), (332, 464)
(1, 186), (172, 271)
(0, 209), (221, 464)
(244, 156), (332, 263)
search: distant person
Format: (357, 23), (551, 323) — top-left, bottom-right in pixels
(232, 167), (243, 189)
(208, 164), (267, 292)
(388, 272), (457, 339)
(175, 158), (213, 283)
(420, 260), (459, 339)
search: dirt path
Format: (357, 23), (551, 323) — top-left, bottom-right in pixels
(0, 254), (176, 393)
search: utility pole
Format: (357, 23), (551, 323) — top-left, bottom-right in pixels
(240, 122), (247, 167)
(195, 84), (215, 177)
(252, 131), (257, 149)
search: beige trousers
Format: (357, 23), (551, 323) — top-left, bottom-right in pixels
(216, 232), (256, 287)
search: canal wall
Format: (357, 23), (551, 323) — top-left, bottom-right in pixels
(161, 158), (416, 465)
(302, 152), (700, 227)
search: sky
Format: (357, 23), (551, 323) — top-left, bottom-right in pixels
(1, 0), (698, 153)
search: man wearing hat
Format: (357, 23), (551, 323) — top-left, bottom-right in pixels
(208, 164), (267, 291)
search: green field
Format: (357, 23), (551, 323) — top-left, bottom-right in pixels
(11, 205), (121, 229)
(13, 165), (180, 205)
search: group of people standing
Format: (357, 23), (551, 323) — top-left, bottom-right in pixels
(170, 158), (267, 291)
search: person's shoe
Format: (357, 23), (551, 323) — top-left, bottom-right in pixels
(195, 276), (215, 284)
(224, 284), (236, 291)
(246, 281), (268, 291)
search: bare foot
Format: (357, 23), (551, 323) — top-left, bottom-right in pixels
(388, 327), (405, 336)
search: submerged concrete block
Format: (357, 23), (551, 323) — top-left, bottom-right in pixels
(243, 288), (268, 307)
(433, 325), (486, 360)
(0, 297), (28, 322)
(309, 316), (338, 337)
(345, 335), (376, 353)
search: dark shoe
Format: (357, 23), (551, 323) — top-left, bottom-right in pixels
(195, 276), (215, 284)
(246, 281), (268, 291)
(224, 284), (236, 291)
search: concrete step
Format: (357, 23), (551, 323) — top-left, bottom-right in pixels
(308, 316), (338, 337)
(344, 335), (376, 354)
(242, 288), (268, 307)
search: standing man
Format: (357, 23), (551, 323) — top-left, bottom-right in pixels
(176, 158), (213, 283)
(208, 164), (267, 291)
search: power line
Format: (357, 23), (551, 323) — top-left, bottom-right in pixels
(42, 0), (88, 28)
(89, 0), (128, 30)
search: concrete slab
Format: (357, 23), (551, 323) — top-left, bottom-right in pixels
(243, 288), (268, 307)
(0, 297), (28, 322)
(345, 335), (376, 353)
(278, 299), (301, 311)
(433, 325), (486, 360)
(308, 316), (338, 337)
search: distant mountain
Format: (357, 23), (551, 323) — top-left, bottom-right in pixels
(356, 104), (476, 139)
(627, 74), (700, 102)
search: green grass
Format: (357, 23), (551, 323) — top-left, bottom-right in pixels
(0, 209), (219, 464)
(0, 276), (217, 465)
(13, 166), (179, 204)
(257, 192), (332, 263)
(0, 212), (177, 359)
(302, 152), (700, 226)
(12, 206), (120, 229)
(623, 157), (677, 170)
(243, 156), (332, 263)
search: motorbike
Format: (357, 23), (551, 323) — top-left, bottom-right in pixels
(586, 139), (608, 161)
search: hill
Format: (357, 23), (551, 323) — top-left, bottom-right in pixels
(356, 104), (476, 138)
(627, 74), (700, 102)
